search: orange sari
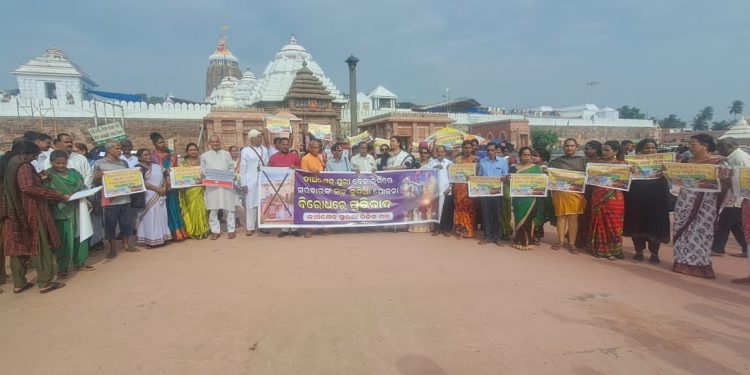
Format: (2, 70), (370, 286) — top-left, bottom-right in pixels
(453, 155), (477, 238)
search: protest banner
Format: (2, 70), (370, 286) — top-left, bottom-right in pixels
(347, 131), (371, 145)
(87, 122), (127, 146)
(733, 166), (750, 200)
(426, 128), (465, 148)
(546, 168), (586, 193)
(510, 173), (548, 197)
(625, 153), (674, 179)
(265, 117), (292, 133)
(170, 166), (202, 189)
(448, 163), (476, 183)
(307, 123), (332, 141)
(468, 176), (503, 197)
(585, 163), (632, 191)
(664, 162), (720, 192)
(102, 168), (146, 198)
(202, 168), (235, 188)
(258, 168), (439, 228)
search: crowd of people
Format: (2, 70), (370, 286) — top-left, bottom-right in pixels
(2, 129), (750, 295)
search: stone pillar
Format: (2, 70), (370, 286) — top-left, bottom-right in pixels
(345, 55), (359, 137)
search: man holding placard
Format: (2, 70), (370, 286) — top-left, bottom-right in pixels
(202, 135), (237, 240)
(476, 143), (509, 246)
(713, 137), (750, 257)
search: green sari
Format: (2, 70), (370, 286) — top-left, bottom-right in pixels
(45, 168), (89, 271)
(512, 164), (542, 247)
(178, 160), (210, 239)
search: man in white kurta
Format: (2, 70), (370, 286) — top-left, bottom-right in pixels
(239, 129), (269, 236)
(427, 145), (453, 221)
(202, 135), (237, 238)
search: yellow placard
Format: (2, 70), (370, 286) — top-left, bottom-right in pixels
(170, 166), (202, 189)
(265, 117), (292, 133)
(547, 168), (586, 193)
(586, 163), (632, 191)
(734, 166), (750, 200)
(468, 176), (503, 197)
(664, 162), (720, 192)
(448, 163), (476, 183)
(102, 168), (146, 198)
(347, 131), (371, 145)
(510, 173), (548, 197)
(307, 123), (332, 141)
(625, 153), (674, 179)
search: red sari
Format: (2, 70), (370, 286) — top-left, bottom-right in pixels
(587, 160), (626, 258)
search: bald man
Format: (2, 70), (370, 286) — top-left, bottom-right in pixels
(202, 135), (237, 239)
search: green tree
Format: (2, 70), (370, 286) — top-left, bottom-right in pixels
(729, 100), (744, 119)
(691, 106), (714, 131)
(147, 96), (165, 105)
(531, 130), (559, 150)
(617, 105), (647, 119)
(711, 120), (733, 130)
(658, 114), (686, 129)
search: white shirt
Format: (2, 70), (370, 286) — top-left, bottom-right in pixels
(32, 150), (51, 173)
(201, 149), (236, 211)
(726, 148), (750, 207)
(427, 157), (453, 194)
(350, 153), (376, 173)
(120, 155), (139, 169)
(239, 145), (269, 208)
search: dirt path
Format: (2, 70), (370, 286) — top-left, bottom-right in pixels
(2, 228), (749, 374)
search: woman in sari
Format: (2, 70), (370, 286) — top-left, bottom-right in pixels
(672, 134), (730, 278)
(2, 140), (67, 294)
(531, 148), (555, 244)
(45, 151), (93, 279)
(135, 149), (172, 247)
(587, 141), (627, 260)
(510, 147), (543, 250)
(548, 138), (587, 252)
(575, 140), (602, 249)
(623, 139), (671, 264)
(149, 132), (188, 241)
(409, 146), (435, 233)
(179, 143), (210, 239)
(453, 140), (478, 238)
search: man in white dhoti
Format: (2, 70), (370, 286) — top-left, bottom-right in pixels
(202, 135), (238, 240)
(239, 129), (269, 236)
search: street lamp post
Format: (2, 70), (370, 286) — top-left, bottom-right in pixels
(585, 81), (599, 104)
(346, 54), (360, 137)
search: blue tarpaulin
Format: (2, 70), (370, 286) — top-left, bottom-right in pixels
(86, 89), (146, 102)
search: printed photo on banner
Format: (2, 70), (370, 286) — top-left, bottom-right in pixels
(102, 168), (146, 198)
(626, 153), (674, 179)
(510, 173), (548, 197)
(733, 166), (750, 200)
(258, 169), (439, 228)
(170, 166), (202, 189)
(546, 168), (586, 193)
(585, 163), (632, 191)
(265, 117), (292, 133)
(202, 168), (235, 189)
(448, 163), (476, 183)
(259, 167), (296, 226)
(307, 123), (332, 141)
(664, 162), (720, 192)
(468, 176), (503, 197)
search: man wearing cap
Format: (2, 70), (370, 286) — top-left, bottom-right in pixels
(239, 129), (269, 236)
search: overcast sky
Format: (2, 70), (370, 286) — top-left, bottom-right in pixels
(1, 0), (747, 121)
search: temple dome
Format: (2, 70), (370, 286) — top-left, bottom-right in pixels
(209, 35), (239, 63)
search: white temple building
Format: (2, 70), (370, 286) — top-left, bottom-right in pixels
(11, 48), (97, 104)
(206, 36), (346, 107)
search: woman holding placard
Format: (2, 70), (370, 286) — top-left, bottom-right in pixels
(623, 139), (670, 264)
(150, 132), (188, 241)
(510, 147), (543, 250)
(672, 134), (730, 278)
(587, 141), (627, 260)
(453, 140), (479, 239)
(179, 143), (210, 240)
(135, 149), (172, 247)
(548, 138), (587, 252)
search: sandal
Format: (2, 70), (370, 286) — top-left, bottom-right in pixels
(245, 230), (255, 237)
(56, 271), (70, 279)
(76, 265), (95, 271)
(13, 282), (34, 294)
(210, 234), (220, 240)
(126, 247), (141, 253)
(431, 231), (440, 236)
(551, 243), (563, 251)
(39, 281), (66, 294)
(304, 231), (312, 238)
(228, 232), (236, 239)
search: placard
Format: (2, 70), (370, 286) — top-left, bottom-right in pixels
(448, 163), (476, 183)
(88, 122), (127, 146)
(468, 176), (503, 197)
(626, 153), (674, 180)
(733, 166), (750, 200)
(510, 173), (549, 197)
(585, 163), (632, 191)
(102, 168), (146, 198)
(547, 168), (586, 193)
(664, 162), (720, 192)
(170, 166), (202, 189)
(265, 117), (292, 133)
(348, 131), (371, 145)
(307, 123), (332, 141)
(202, 168), (235, 188)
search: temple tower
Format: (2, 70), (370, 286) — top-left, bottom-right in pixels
(204, 32), (242, 99)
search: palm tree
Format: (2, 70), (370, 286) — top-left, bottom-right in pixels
(729, 100), (744, 120)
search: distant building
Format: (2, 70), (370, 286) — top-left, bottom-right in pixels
(12, 48), (97, 104)
(204, 34), (242, 98)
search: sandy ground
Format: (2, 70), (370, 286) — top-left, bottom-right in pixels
(1, 226), (749, 375)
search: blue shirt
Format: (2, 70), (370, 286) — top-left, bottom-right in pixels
(477, 156), (509, 177)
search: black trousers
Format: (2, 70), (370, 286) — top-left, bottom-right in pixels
(480, 196), (504, 241)
(711, 207), (747, 254)
(439, 195), (455, 233)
